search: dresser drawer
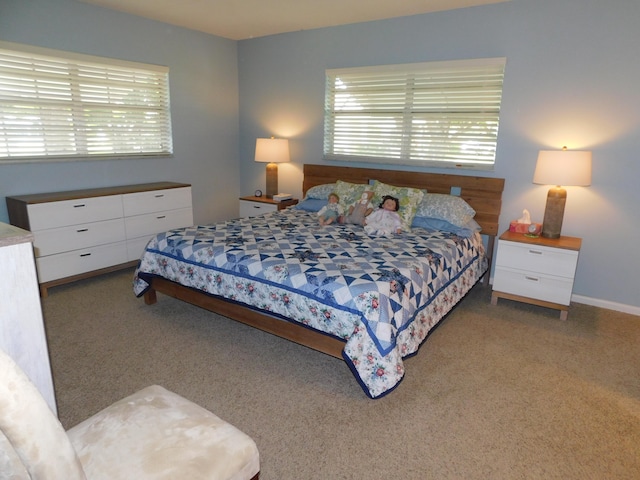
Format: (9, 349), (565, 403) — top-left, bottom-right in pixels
(124, 207), (193, 240)
(492, 266), (573, 306)
(126, 236), (153, 262)
(122, 187), (192, 217)
(32, 219), (126, 257)
(36, 242), (128, 283)
(27, 196), (123, 231)
(239, 200), (277, 218)
(495, 240), (578, 278)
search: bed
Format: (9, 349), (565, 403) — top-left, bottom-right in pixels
(134, 164), (504, 398)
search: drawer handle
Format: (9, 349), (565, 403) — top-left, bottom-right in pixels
(80, 253), (92, 257)
(253, 205), (261, 209)
(528, 249), (543, 255)
(76, 228), (88, 233)
(525, 276), (539, 282)
(156, 215), (166, 219)
(155, 194), (165, 198)
(73, 204), (86, 208)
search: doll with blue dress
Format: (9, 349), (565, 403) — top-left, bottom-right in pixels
(317, 192), (344, 225)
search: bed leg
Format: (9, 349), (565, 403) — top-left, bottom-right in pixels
(144, 288), (158, 305)
(483, 236), (496, 286)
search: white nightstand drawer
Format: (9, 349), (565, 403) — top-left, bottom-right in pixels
(27, 195), (123, 231)
(495, 241), (578, 278)
(240, 200), (277, 218)
(36, 242), (128, 283)
(122, 187), (192, 217)
(493, 266), (573, 305)
(33, 218), (126, 257)
(124, 207), (193, 239)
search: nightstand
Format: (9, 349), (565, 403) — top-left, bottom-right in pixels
(239, 196), (298, 218)
(491, 230), (581, 320)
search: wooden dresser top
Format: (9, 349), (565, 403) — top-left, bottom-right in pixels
(6, 182), (191, 205)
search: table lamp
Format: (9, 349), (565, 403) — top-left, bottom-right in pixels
(533, 147), (592, 239)
(254, 137), (290, 198)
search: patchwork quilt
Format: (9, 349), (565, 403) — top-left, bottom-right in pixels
(134, 208), (487, 398)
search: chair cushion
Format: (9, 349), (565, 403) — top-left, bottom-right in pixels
(67, 385), (260, 480)
(0, 349), (87, 480)
(0, 430), (30, 480)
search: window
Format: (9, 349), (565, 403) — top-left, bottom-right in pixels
(324, 58), (506, 170)
(0, 41), (172, 163)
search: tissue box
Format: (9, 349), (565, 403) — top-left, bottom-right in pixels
(509, 221), (542, 234)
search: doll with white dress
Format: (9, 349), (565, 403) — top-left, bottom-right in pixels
(364, 195), (403, 236)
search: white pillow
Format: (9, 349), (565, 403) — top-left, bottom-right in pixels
(415, 194), (476, 227)
(304, 183), (337, 200)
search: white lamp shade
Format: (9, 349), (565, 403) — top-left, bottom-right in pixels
(254, 138), (290, 163)
(533, 149), (592, 187)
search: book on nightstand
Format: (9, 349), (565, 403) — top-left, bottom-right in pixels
(273, 193), (292, 202)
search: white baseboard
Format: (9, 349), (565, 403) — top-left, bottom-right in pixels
(487, 275), (640, 317)
(571, 294), (640, 317)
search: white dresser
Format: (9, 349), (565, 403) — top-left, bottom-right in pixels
(7, 182), (193, 296)
(491, 230), (581, 320)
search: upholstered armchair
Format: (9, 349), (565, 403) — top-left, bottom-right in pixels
(0, 349), (259, 480)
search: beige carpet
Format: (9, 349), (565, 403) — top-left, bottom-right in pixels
(41, 269), (640, 480)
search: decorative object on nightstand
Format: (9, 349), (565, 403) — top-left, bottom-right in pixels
(272, 193), (292, 202)
(508, 208), (542, 237)
(491, 230), (581, 320)
(239, 195), (298, 218)
(525, 222), (542, 237)
(533, 147), (592, 239)
(255, 137), (290, 198)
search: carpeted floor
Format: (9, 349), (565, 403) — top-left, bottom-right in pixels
(41, 268), (640, 479)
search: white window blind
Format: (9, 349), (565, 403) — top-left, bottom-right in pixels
(324, 58), (506, 170)
(0, 41), (172, 163)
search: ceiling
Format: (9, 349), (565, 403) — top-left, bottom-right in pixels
(76, 0), (509, 41)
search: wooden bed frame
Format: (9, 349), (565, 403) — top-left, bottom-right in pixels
(143, 164), (505, 359)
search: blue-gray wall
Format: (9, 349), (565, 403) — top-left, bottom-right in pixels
(0, 0), (240, 224)
(238, 0), (640, 313)
(1, 0), (638, 313)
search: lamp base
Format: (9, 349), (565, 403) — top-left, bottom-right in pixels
(265, 163), (278, 199)
(541, 186), (566, 239)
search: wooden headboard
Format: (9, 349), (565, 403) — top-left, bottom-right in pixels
(303, 164), (505, 237)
